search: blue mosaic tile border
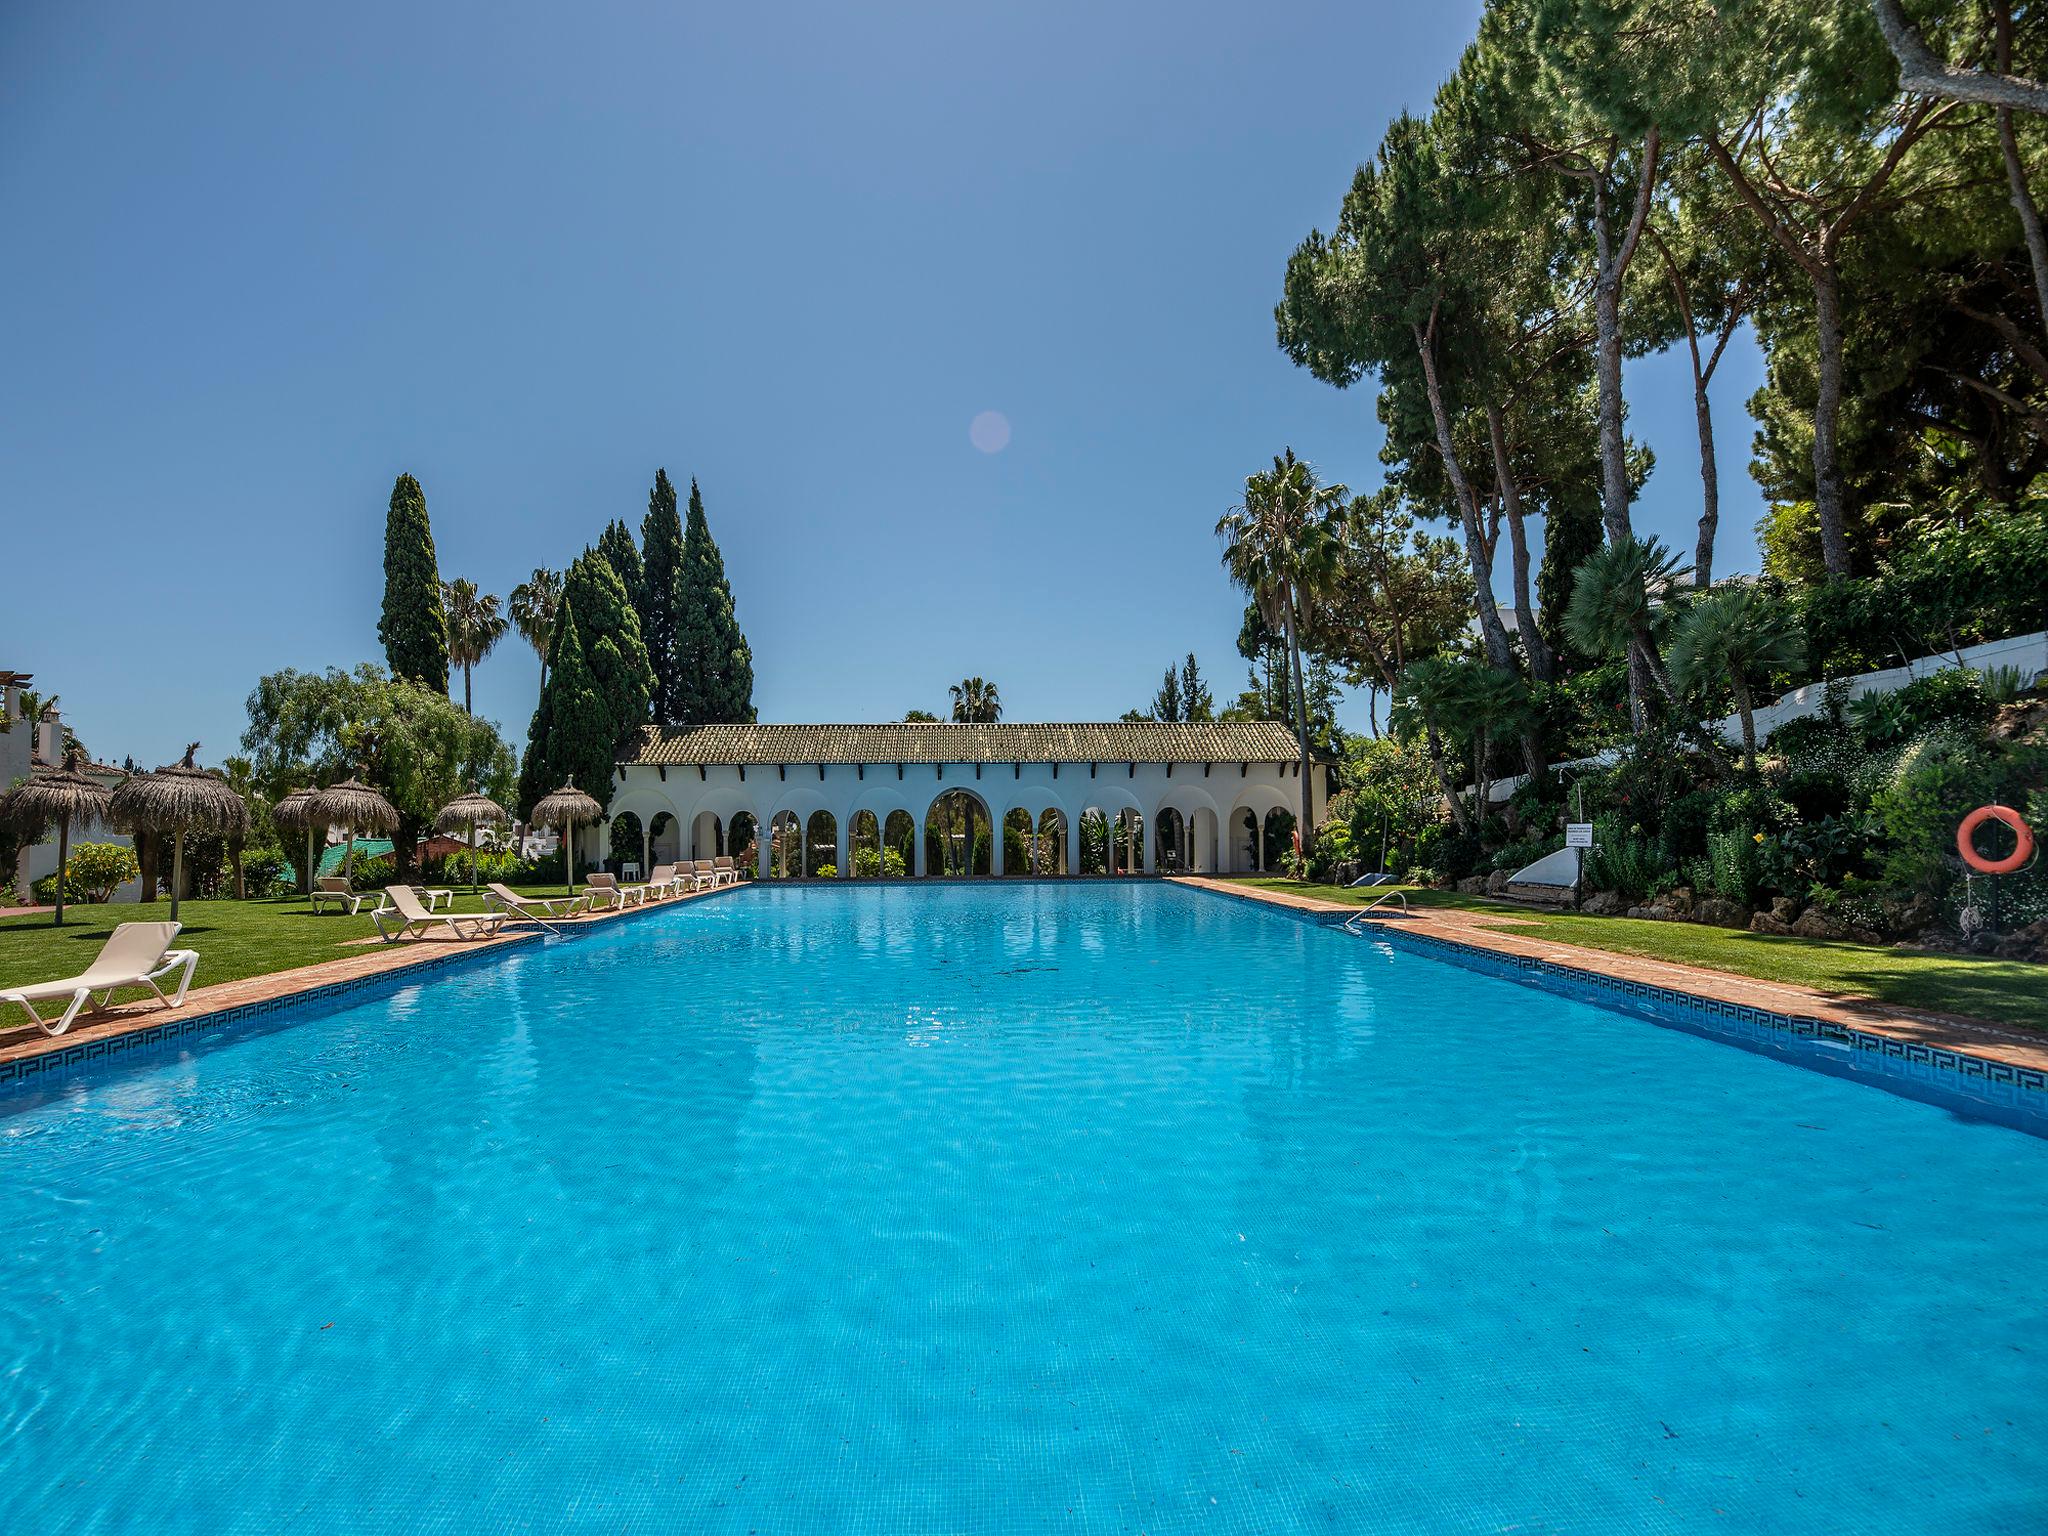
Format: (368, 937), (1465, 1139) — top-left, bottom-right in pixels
(1186, 883), (2048, 1130)
(0, 885), (754, 1098)
(0, 929), (563, 1093)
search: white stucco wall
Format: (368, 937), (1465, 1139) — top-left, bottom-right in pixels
(602, 758), (1322, 878)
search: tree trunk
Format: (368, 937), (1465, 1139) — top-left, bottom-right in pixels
(1487, 403), (1553, 681)
(463, 663), (474, 715)
(1413, 323), (1515, 669)
(136, 830), (157, 904)
(232, 838), (245, 901)
(53, 813), (69, 925)
(1592, 184), (1633, 547)
(1999, 109), (2048, 339)
(1284, 601), (1315, 839)
(170, 829), (186, 924)
(1424, 722), (1472, 835)
(1692, 373), (1720, 588)
(1810, 263), (1853, 580)
(1735, 678), (1757, 773)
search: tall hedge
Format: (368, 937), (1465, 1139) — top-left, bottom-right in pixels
(379, 473), (449, 693)
(675, 477), (754, 723)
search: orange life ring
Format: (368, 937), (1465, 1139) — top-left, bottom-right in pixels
(1957, 805), (2035, 875)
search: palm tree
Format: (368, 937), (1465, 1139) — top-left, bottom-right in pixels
(1454, 663), (1533, 822)
(1390, 656), (1474, 835)
(1563, 536), (1688, 721)
(1667, 586), (1806, 771)
(508, 568), (563, 693)
(1218, 448), (1347, 835)
(949, 678), (1002, 723)
(444, 578), (510, 714)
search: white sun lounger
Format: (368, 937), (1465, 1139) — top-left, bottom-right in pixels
(582, 873), (643, 909)
(484, 883), (587, 925)
(310, 876), (384, 916)
(0, 921), (200, 1037)
(371, 885), (511, 943)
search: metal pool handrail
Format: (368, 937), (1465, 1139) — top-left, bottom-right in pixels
(1342, 890), (1409, 932)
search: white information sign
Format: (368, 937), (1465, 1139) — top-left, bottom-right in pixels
(1564, 822), (1595, 849)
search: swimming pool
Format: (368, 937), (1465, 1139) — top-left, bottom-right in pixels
(3, 882), (2045, 1532)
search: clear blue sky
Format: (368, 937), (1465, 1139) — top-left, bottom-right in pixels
(1, 0), (1766, 769)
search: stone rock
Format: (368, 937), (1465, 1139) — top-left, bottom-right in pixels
(1485, 868), (1513, 896)
(1790, 910), (1850, 941)
(1848, 927), (1887, 947)
(1770, 896), (1801, 924)
(1626, 904), (1678, 922)
(1694, 898), (1750, 929)
(1665, 886), (1695, 916)
(1894, 895), (1939, 935)
(1455, 875), (1489, 895)
(1580, 890), (1628, 917)
(1749, 912), (1792, 936)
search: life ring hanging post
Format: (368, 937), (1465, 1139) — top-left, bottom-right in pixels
(1958, 805), (2035, 877)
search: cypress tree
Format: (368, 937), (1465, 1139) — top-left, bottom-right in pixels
(596, 519), (643, 615)
(675, 477), (755, 723)
(516, 621), (561, 817)
(539, 602), (615, 801)
(564, 548), (654, 734)
(639, 469), (687, 722)
(378, 473), (449, 693)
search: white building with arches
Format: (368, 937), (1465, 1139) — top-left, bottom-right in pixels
(597, 721), (1328, 879)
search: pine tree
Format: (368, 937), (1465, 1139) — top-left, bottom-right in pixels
(675, 478), (755, 723)
(379, 473), (449, 693)
(639, 469), (686, 721)
(540, 602), (615, 801)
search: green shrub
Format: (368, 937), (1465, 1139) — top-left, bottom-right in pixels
(1416, 823), (1484, 880)
(1490, 833), (1563, 874)
(1699, 828), (1764, 906)
(346, 854), (400, 891)
(31, 842), (139, 905)
(1582, 815), (1673, 900)
(1849, 668), (1994, 748)
(850, 844), (908, 878)
(240, 846), (293, 897)
(1869, 726), (2006, 892)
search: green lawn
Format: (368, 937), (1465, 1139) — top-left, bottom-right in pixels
(0, 887), (575, 997)
(1220, 877), (2048, 1032)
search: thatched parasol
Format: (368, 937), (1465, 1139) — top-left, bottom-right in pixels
(532, 778), (602, 896)
(1, 744), (114, 925)
(435, 789), (508, 893)
(308, 777), (399, 890)
(111, 743), (251, 922)
(269, 786), (318, 896)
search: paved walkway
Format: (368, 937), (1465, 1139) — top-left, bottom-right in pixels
(1173, 876), (2048, 1076)
(0, 886), (725, 1071)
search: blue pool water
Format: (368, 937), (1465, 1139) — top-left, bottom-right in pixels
(3, 882), (2046, 1533)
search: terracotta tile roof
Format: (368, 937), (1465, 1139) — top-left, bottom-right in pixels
(623, 721), (1307, 766)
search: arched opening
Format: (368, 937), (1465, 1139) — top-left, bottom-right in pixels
(1263, 807), (1297, 872)
(649, 812), (681, 866)
(690, 810), (724, 860)
(849, 810), (881, 877)
(729, 811), (758, 875)
(1187, 806), (1218, 873)
(1153, 807), (1186, 874)
(883, 810), (917, 876)
(765, 810), (804, 878)
(924, 789), (992, 876)
(1036, 808), (1068, 875)
(805, 810), (839, 877)
(1001, 808), (1037, 877)
(608, 811), (644, 876)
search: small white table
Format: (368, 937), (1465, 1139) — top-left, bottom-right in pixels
(412, 886), (454, 912)
(620, 861), (642, 882)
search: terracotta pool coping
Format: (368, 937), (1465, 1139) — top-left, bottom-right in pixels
(0, 883), (736, 1078)
(1172, 876), (2048, 1078)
